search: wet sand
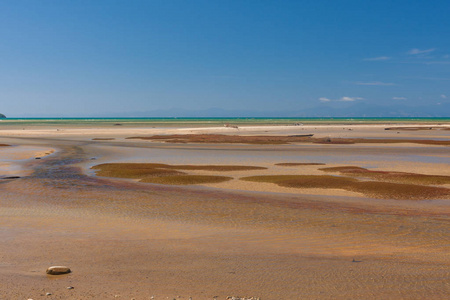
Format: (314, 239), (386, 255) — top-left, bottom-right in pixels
(0, 124), (449, 299)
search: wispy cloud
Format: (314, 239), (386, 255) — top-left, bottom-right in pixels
(318, 96), (364, 102)
(363, 56), (391, 61)
(392, 97), (407, 100)
(407, 48), (436, 55)
(355, 81), (396, 86)
(339, 96), (364, 102)
(441, 94), (447, 99)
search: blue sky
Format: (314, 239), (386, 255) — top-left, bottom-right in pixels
(0, 0), (449, 117)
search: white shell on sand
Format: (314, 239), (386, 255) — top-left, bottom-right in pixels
(46, 266), (71, 275)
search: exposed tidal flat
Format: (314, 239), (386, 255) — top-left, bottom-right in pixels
(0, 119), (449, 299)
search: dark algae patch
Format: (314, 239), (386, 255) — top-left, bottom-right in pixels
(140, 175), (232, 185)
(319, 166), (450, 185)
(384, 127), (449, 131)
(351, 138), (450, 146)
(94, 166), (185, 179)
(91, 163), (263, 185)
(126, 134), (450, 146)
(312, 138), (450, 146)
(241, 175), (358, 189)
(240, 175), (450, 200)
(353, 181), (450, 200)
(91, 162), (450, 198)
(319, 166), (368, 172)
(275, 163), (326, 166)
(126, 134), (314, 144)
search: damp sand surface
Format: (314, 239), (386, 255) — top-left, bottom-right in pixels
(0, 123), (449, 299)
(0, 145), (55, 178)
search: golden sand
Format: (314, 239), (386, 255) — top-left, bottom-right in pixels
(0, 124), (449, 299)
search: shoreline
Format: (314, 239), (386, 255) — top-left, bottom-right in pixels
(0, 123), (449, 138)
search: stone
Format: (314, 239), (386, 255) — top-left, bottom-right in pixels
(46, 266), (71, 275)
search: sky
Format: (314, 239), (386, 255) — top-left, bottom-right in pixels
(0, 0), (449, 117)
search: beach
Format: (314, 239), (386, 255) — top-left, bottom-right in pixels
(0, 120), (449, 299)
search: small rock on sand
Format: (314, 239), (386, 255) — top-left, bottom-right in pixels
(46, 266), (71, 275)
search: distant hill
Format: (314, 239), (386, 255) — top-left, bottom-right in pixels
(0, 113), (6, 118)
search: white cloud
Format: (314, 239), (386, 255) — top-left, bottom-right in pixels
(392, 97), (407, 100)
(441, 94), (447, 99)
(363, 56), (391, 61)
(319, 96), (364, 102)
(407, 48), (436, 55)
(339, 96), (364, 102)
(355, 81), (396, 86)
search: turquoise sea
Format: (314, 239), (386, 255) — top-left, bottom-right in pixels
(0, 117), (449, 128)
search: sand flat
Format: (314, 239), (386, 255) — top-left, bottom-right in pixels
(0, 145), (55, 177)
(0, 123), (449, 299)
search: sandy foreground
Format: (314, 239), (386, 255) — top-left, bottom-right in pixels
(0, 124), (449, 299)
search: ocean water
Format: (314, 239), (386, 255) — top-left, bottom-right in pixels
(1, 117), (449, 128)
